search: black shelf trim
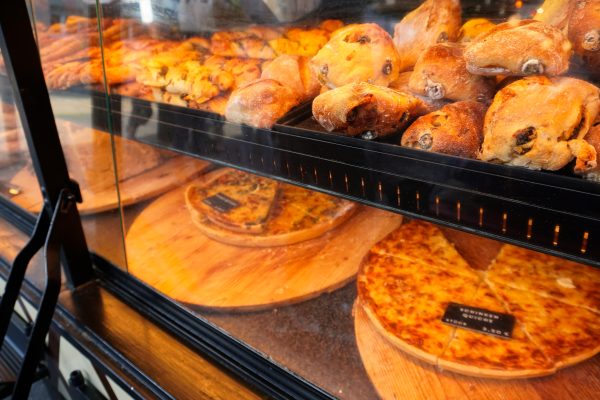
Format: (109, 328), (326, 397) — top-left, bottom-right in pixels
(92, 254), (337, 400)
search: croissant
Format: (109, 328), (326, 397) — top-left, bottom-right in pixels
(479, 76), (599, 171)
(312, 82), (427, 138)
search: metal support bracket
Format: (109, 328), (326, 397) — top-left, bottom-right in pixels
(0, 188), (80, 399)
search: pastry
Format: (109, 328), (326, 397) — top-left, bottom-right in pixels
(458, 18), (496, 42)
(310, 23), (400, 89)
(409, 43), (496, 102)
(312, 82), (427, 138)
(534, 0), (571, 30)
(479, 76), (599, 171)
(225, 79), (300, 129)
(464, 19), (572, 76)
(568, 0), (600, 73)
(393, 0), (462, 72)
(186, 170), (356, 247)
(579, 122), (600, 180)
(261, 55), (320, 101)
(401, 100), (486, 158)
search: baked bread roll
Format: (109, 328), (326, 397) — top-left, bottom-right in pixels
(534, 0), (571, 30)
(312, 82), (427, 138)
(393, 0), (462, 72)
(401, 100), (486, 158)
(568, 0), (600, 73)
(310, 23), (400, 89)
(579, 122), (600, 180)
(409, 43), (495, 102)
(479, 76), (599, 171)
(225, 79), (300, 129)
(458, 18), (496, 42)
(261, 55), (320, 101)
(464, 19), (572, 76)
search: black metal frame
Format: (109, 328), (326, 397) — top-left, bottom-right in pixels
(0, 0), (94, 397)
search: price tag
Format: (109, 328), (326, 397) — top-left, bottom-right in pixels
(442, 302), (515, 339)
(202, 193), (240, 213)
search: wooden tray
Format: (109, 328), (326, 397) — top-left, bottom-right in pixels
(125, 182), (403, 311)
(354, 299), (600, 400)
(9, 156), (210, 215)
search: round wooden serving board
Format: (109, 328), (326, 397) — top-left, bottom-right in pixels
(126, 182), (403, 311)
(354, 302), (600, 400)
(9, 156), (210, 215)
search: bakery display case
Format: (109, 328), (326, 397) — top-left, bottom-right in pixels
(1, 0), (600, 399)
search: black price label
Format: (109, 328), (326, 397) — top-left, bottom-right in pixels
(442, 303), (515, 339)
(203, 193), (240, 213)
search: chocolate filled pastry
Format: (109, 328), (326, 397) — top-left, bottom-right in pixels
(479, 76), (599, 171)
(261, 54), (320, 101)
(458, 18), (496, 42)
(393, 0), (462, 72)
(409, 43), (496, 102)
(401, 100), (486, 158)
(568, 0), (600, 73)
(578, 122), (600, 180)
(312, 82), (427, 138)
(225, 79), (300, 129)
(464, 19), (572, 76)
(310, 23), (400, 89)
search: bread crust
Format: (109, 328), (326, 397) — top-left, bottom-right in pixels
(401, 100), (486, 159)
(310, 23), (400, 89)
(312, 82), (427, 137)
(568, 0), (600, 73)
(225, 79), (300, 129)
(458, 18), (496, 43)
(465, 19), (572, 76)
(393, 0), (462, 72)
(261, 55), (320, 101)
(409, 43), (495, 102)
(580, 123), (600, 180)
(479, 76), (600, 171)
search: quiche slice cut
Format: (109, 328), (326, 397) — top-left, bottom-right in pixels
(187, 168), (280, 234)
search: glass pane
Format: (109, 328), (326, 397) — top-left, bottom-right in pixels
(26, 1), (128, 268)
(46, 0), (600, 398)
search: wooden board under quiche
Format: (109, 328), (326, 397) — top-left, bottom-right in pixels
(354, 220), (600, 399)
(125, 175), (403, 311)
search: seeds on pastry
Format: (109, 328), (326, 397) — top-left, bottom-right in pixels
(521, 59), (544, 75)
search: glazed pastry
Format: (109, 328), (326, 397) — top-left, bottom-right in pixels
(458, 18), (496, 42)
(389, 71), (413, 93)
(568, 0), (600, 73)
(534, 0), (571, 30)
(409, 43), (495, 102)
(393, 0), (462, 72)
(312, 82), (427, 138)
(464, 19), (572, 76)
(310, 23), (400, 89)
(401, 101), (486, 158)
(225, 79), (300, 129)
(578, 122), (600, 180)
(479, 76), (599, 171)
(261, 55), (320, 101)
